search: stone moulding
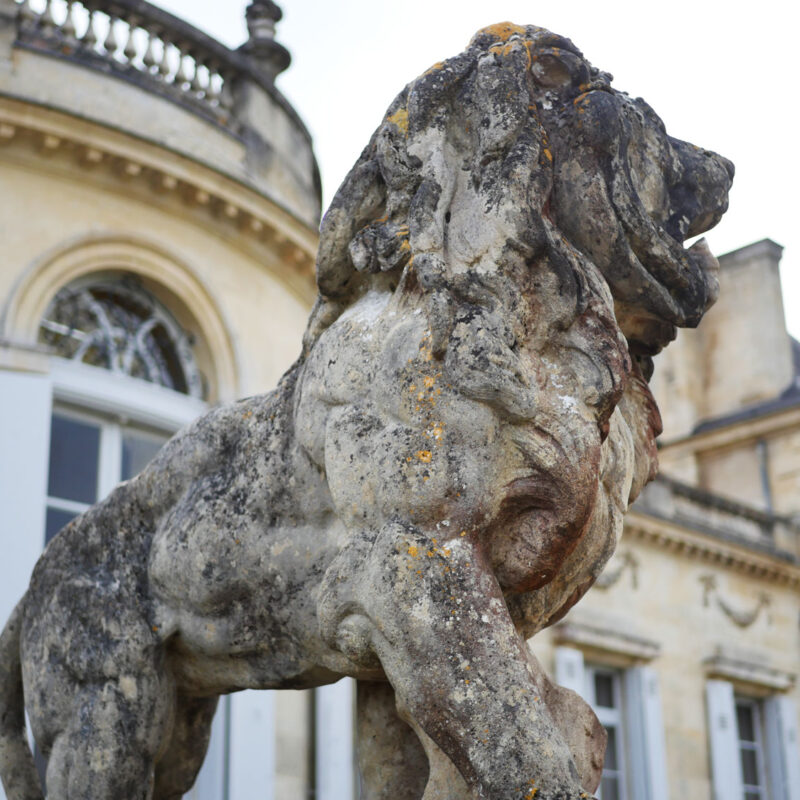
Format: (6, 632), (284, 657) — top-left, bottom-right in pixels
(625, 510), (800, 588)
(553, 620), (661, 663)
(0, 99), (318, 302)
(703, 647), (795, 692)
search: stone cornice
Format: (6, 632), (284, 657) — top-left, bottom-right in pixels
(553, 620), (661, 663)
(624, 508), (800, 589)
(659, 403), (800, 458)
(0, 97), (319, 304)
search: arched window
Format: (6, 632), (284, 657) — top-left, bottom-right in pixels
(36, 275), (208, 543)
(39, 276), (206, 399)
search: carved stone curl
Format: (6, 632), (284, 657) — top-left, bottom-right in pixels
(0, 22), (732, 800)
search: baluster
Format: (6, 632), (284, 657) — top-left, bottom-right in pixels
(218, 69), (235, 112)
(158, 38), (172, 81)
(204, 62), (220, 104)
(189, 53), (203, 94)
(40, 0), (55, 33)
(176, 48), (192, 87)
(81, 8), (97, 49)
(19, 0), (36, 25)
(122, 19), (138, 64)
(61, 1), (77, 41)
(142, 29), (158, 72)
(103, 15), (118, 57)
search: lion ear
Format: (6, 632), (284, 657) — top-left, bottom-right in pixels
(530, 47), (590, 90)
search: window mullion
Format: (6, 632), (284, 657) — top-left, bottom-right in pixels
(98, 421), (122, 500)
(46, 497), (90, 515)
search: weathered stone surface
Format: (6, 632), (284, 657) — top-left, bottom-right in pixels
(0, 22), (731, 800)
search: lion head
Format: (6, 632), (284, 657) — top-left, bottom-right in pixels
(301, 23), (731, 634)
(310, 22), (731, 351)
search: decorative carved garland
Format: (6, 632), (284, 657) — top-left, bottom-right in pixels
(699, 574), (771, 628)
(594, 550), (639, 590)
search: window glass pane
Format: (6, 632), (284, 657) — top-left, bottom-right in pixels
(737, 704), (756, 742)
(595, 673), (615, 708)
(604, 726), (619, 770)
(45, 507), (77, 544)
(48, 415), (100, 503)
(740, 748), (759, 786)
(121, 431), (167, 481)
(600, 775), (620, 800)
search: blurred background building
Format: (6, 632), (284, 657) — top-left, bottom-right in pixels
(0, 2), (797, 799)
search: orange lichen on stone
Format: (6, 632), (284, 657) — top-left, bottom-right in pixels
(407, 545), (419, 557)
(386, 107), (409, 135)
(478, 22), (526, 42)
(489, 42), (518, 58)
(423, 61), (445, 76)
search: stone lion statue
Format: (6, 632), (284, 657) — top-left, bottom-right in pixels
(0, 22), (731, 800)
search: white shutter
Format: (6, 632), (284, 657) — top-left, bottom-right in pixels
(316, 678), (355, 800)
(228, 689), (276, 800)
(0, 371), (53, 800)
(555, 646), (586, 697)
(763, 694), (800, 800)
(0, 371), (52, 623)
(706, 680), (744, 800)
(625, 666), (669, 800)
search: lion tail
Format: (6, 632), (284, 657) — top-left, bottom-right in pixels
(0, 598), (43, 800)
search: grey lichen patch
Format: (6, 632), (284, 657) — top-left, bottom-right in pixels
(0, 21), (731, 800)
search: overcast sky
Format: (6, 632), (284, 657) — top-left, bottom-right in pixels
(154, 0), (798, 340)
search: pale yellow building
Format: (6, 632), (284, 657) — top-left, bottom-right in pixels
(1, 1), (798, 799)
(534, 238), (800, 800)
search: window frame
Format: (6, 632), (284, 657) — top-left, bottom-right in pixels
(584, 664), (630, 800)
(42, 356), (207, 545)
(735, 696), (769, 800)
(45, 404), (172, 540)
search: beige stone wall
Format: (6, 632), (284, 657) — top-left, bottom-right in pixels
(702, 241), (793, 416)
(535, 524), (800, 800)
(653, 239), (794, 446)
(698, 444), (766, 510)
(767, 427), (800, 517)
(650, 322), (704, 445)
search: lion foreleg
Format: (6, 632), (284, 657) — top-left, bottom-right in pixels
(356, 680), (428, 799)
(320, 522), (588, 800)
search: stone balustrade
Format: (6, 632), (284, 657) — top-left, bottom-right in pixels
(8, 0), (292, 134)
(636, 474), (800, 558)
